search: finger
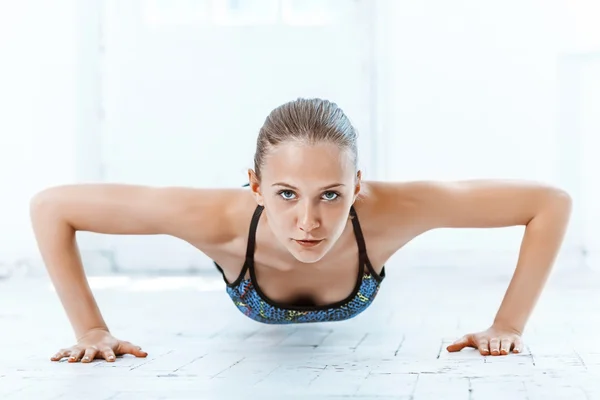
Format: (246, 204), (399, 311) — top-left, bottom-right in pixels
(117, 342), (148, 358)
(489, 338), (501, 355)
(446, 336), (470, 352)
(500, 338), (512, 355)
(81, 347), (99, 363)
(131, 345), (148, 358)
(101, 349), (116, 362)
(477, 339), (490, 355)
(512, 337), (523, 353)
(68, 348), (84, 363)
(51, 349), (70, 362)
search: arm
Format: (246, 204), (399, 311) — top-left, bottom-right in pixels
(29, 184), (236, 342)
(376, 179), (572, 352)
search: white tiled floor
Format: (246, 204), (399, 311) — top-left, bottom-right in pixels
(1, 264), (599, 399)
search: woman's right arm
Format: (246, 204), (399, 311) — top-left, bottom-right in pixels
(29, 183), (236, 360)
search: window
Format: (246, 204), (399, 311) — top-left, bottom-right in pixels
(142, 0), (352, 27)
(143, 0), (211, 26)
(281, 0), (342, 26)
(212, 0), (279, 26)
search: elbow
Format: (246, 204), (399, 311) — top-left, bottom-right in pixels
(29, 189), (77, 243)
(550, 188), (573, 212)
(29, 187), (70, 227)
(540, 187), (573, 223)
(29, 188), (56, 217)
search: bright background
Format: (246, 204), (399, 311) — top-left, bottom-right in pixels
(1, 0), (598, 276)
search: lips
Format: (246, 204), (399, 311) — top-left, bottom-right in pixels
(294, 239), (323, 247)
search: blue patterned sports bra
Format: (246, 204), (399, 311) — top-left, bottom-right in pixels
(213, 204), (386, 325)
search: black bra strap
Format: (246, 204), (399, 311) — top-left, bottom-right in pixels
(349, 206), (367, 255)
(245, 205), (264, 261)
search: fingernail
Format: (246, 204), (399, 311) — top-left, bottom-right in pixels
(83, 357), (89, 361)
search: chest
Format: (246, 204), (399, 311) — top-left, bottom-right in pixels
(252, 246), (364, 307)
(211, 225), (389, 308)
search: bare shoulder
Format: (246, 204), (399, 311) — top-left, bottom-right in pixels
(31, 183), (257, 249)
(355, 179), (571, 237)
(141, 185), (257, 246)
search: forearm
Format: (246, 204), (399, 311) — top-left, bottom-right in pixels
(30, 199), (109, 340)
(493, 192), (572, 334)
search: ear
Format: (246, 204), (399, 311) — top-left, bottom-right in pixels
(353, 170), (362, 200)
(247, 169), (264, 206)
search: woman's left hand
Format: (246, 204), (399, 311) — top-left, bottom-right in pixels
(446, 324), (523, 356)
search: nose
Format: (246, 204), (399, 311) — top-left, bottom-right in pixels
(297, 202), (320, 233)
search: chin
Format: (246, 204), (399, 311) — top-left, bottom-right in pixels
(290, 252), (326, 264)
(286, 242), (331, 264)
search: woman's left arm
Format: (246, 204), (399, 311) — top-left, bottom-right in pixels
(485, 186), (572, 337)
(377, 179), (573, 355)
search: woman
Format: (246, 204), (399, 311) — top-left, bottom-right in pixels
(30, 98), (572, 363)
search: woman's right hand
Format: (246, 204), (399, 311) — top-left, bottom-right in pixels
(51, 328), (148, 363)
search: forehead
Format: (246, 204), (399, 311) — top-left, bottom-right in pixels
(261, 142), (354, 186)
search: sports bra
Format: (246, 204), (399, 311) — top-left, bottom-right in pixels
(213, 204), (386, 324)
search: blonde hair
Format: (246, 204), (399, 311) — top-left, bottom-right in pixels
(253, 98), (358, 179)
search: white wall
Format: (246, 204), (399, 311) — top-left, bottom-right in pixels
(0, 0), (84, 276)
(0, 0), (598, 276)
(576, 56), (600, 267)
(373, 0), (598, 268)
(82, 0), (377, 274)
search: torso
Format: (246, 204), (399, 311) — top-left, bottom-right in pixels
(190, 181), (419, 309)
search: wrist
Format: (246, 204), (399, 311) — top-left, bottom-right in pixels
(492, 319), (523, 336)
(76, 326), (110, 341)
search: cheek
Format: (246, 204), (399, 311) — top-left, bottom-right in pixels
(264, 202), (291, 229)
(334, 215), (350, 233)
(325, 208), (351, 229)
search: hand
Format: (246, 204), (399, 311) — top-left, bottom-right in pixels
(446, 324), (523, 356)
(51, 328), (148, 363)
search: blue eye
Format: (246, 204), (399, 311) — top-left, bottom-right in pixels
(322, 191), (339, 201)
(277, 190), (340, 201)
(279, 190), (296, 200)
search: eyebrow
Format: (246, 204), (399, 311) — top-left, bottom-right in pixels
(272, 182), (345, 191)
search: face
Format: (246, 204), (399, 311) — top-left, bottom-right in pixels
(249, 141), (361, 264)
